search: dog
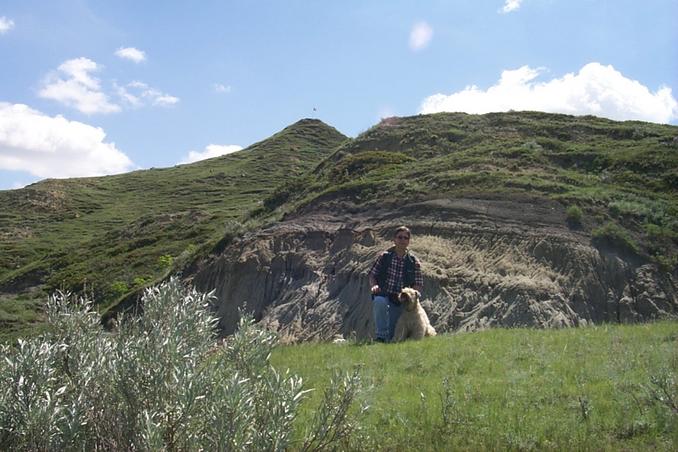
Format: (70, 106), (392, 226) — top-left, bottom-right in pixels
(393, 287), (436, 341)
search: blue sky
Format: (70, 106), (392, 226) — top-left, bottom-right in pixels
(1, 0), (677, 190)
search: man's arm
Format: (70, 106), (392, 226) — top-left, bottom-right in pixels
(368, 253), (384, 294)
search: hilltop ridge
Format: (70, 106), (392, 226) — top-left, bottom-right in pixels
(0, 118), (346, 339)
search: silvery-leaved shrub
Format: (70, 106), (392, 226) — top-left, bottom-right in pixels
(0, 278), (362, 451)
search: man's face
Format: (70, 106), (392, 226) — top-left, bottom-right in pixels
(394, 232), (410, 248)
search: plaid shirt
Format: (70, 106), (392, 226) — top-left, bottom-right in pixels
(369, 250), (423, 296)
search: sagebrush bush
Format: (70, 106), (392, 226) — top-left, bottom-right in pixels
(0, 278), (362, 451)
(566, 205), (583, 226)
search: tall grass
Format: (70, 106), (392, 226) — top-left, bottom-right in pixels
(272, 322), (678, 450)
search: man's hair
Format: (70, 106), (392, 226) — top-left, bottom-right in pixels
(393, 226), (411, 238)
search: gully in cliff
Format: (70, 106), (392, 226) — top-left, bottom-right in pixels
(368, 226), (424, 342)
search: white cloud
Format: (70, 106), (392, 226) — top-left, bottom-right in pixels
(500, 0), (523, 13)
(409, 21), (433, 51)
(39, 58), (179, 113)
(420, 62), (678, 124)
(114, 83), (142, 108)
(38, 57), (121, 114)
(0, 16), (14, 34)
(179, 144), (243, 164)
(214, 83), (232, 94)
(115, 47), (146, 63)
(116, 81), (179, 108)
(0, 103), (135, 179)
(153, 93), (180, 106)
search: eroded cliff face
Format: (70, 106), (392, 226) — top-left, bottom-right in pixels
(190, 198), (677, 342)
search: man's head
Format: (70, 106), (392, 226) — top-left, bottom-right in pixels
(393, 226), (411, 251)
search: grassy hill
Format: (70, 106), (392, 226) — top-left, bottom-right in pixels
(0, 119), (347, 339)
(260, 112), (678, 268)
(2, 111), (677, 340)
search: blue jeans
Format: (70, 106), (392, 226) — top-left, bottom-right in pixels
(372, 295), (403, 341)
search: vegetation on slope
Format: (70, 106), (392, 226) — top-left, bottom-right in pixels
(260, 112), (678, 269)
(0, 119), (347, 339)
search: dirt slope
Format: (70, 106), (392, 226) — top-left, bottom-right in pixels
(189, 197), (676, 342)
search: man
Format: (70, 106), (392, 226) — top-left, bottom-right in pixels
(368, 226), (423, 342)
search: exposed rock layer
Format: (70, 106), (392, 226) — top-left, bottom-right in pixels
(191, 198), (677, 342)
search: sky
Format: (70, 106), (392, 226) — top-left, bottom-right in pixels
(0, 0), (677, 190)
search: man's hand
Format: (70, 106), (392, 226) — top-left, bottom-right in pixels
(371, 284), (380, 294)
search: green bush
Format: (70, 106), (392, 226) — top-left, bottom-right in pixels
(263, 175), (314, 211)
(110, 280), (129, 297)
(653, 254), (678, 273)
(0, 279), (362, 450)
(609, 199), (649, 218)
(608, 196), (675, 230)
(132, 276), (150, 287)
(329, 151), (414, 183)
(592, 222), (640, 255)
(211, 220), (246, 254)
(157, 254), (174, 269)
(566, 205), (583, 226)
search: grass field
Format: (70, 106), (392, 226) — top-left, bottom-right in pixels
(272, 321), (678, 450)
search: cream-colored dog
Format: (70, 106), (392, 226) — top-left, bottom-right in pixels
(393, 287), (436, 341)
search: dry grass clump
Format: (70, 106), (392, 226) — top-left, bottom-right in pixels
(412, 234), (563, 292)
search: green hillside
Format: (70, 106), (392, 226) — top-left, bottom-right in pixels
(261, 111), (678, 267)
(2, 111), (677, 340)
(0, 119), (347, 339)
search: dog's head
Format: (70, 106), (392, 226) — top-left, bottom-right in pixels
(399, 287), (421, 312)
